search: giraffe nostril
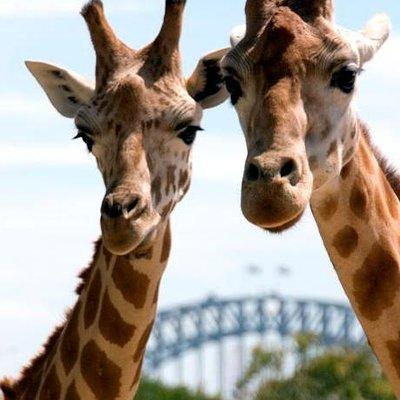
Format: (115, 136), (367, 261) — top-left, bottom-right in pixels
(280, 159), (296, 178)
(125, 197), (139, 215)
(102, 199), (123, 219)
(246, 163), (261, 182)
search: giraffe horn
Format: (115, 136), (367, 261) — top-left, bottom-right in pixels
(244, 0), (334, 37)
(81, 0), (130, 68)
(244, 0), (276, 37)
(153, 0), (187, 54)
(286, 0), (334, 21)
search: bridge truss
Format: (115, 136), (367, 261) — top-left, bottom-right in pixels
(144, 294), (365, 397)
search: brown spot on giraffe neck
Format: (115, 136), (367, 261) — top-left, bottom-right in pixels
(38, 366), (61, 400)
(332, 225), (359, 259)
(160, 222), (172, 263)
(60, 302), (81, 375)
(84, 269), (103, 329)
(317, 193), (338, 221)
(133, 321), (155, 363)
(353, 243), (400, 321)
(65, 381), (80, 400)
(81, 340), (122, 400)
(98, 290), (137, 347)
(350, 183), (368, 220)
(112, 256), (150, 309)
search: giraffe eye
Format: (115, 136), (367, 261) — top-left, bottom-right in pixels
(331, 64), (360, 94)
(74, 130), (95, 152)
(224, 76), (243, 105)
(178, 126), (203, 146)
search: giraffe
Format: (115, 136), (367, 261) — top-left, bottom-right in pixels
(222, 0), (400, 396)
(0, 1), (230, 399)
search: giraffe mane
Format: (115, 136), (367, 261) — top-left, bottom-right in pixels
(360, 121), (400, 201)
(0, 378), (16, 400)
(0, 239), (102, 399)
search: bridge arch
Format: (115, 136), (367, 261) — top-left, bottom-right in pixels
(145, 294), (365, 371)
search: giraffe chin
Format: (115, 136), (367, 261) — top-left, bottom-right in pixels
(101, 213), (161, 256)
(263, 210), (305, 233)
(241, 184), (310, 234)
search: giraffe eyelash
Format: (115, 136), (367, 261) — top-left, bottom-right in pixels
(177, 125), (204, 146)
(73, 130), (95, 152)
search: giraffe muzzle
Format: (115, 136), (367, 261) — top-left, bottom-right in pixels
(241, 152), (313, 232)
(100, 192), (161, 255)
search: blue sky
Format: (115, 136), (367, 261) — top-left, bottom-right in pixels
(0, 0), (399, 377)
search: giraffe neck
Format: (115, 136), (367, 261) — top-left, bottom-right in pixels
(13, 220), (171, 400)
(311, 130), (400, 396)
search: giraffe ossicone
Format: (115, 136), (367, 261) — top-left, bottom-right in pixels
(1, 0), (230, 399)
(224, 0), (400, 396)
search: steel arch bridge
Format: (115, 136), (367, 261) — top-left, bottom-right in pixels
(145, 294), (365, 371)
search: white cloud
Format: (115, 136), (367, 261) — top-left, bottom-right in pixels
(0, 0), (162, 18)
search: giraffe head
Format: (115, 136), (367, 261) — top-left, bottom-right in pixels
(222, 0), (390, 232)
(26, 0), (229, 255)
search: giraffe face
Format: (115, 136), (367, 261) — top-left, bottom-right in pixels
(223, 0), (390, 232)
(26, 0), (230, 255)
(75, 70), (201, 255)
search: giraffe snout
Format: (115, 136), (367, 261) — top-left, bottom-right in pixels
(241, 152), (313, 232)
(100, 189), (160, 256)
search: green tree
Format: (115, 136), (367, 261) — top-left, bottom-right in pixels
(136, 379), (220, 400)
(236, 335), (395, 400)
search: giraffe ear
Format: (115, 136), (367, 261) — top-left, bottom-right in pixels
(230, 24), (246, 47)
(25, 61), (95, 118)
(186, 48), (230, 109)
